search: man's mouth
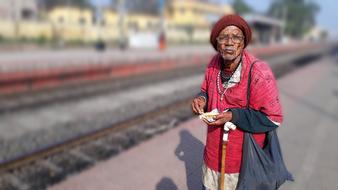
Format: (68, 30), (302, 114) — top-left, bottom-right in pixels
(221, 48), (235, 54)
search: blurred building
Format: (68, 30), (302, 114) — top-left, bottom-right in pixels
(166, 0), (234, 43)
(101, 10), (118, 27)
(48, 6), (94, 42)
(243, 14), (284, 45)
(0, 0), (38, 20)
(127, 14), (160, 32)
(167, 0), (233, 27)
(97, 10), (119, 41)
(304, 26), (328, 42)
(0, 0), (50, 40)
(49, 7), (93, 26)
(0, 0), (235, 46)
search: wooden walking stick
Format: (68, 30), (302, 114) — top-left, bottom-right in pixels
(219, 139), (227, 190)
(219, 122), (236, 190)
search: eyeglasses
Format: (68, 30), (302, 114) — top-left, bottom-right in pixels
(216, 35), (244, 44)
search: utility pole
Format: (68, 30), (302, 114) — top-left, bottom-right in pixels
(158, 0), (166, 50)
(117, 0), (127, 49)
(94, 0), (106, 51)
(159, 0), (165, 31)
(281, 4), (288, 41)
(67, 0), (70, 22)
(96, 0), (103, 38)
(12, 0), (20, 40)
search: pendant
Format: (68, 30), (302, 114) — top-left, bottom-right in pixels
(220, 95), (224, 101)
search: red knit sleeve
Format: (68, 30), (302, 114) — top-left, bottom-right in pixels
(250, 62), (283, 124)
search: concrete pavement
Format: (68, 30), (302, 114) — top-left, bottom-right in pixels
(278, 56), (338, 190)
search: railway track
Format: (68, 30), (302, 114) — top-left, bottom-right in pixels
(0, 98), (194, 190)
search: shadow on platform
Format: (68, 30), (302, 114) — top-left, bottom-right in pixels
(175, 129), (205, 190)
(156, 177), (178, 190)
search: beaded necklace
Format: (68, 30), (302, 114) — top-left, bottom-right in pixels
(217, 71), (228, 101)
(217, 60), (240, 101)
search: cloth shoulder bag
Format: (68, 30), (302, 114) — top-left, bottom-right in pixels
(236, 60), (294, 190)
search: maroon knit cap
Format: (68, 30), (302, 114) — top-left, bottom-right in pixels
(210, 14), (252, 50)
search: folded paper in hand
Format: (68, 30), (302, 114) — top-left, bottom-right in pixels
(199, 109), (219, 122)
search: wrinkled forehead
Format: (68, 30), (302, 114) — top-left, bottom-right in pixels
(219, 25), (244, 36)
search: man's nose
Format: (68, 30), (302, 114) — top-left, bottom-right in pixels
(224, 37), (234, 45)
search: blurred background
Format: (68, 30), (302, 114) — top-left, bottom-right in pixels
(0, 0), (338, 190)
(0, 0), (335, 49)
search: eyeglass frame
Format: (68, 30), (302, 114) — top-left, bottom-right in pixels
(216, 34), (244, 44)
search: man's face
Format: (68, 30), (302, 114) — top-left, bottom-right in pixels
(216, 25), (245, 61)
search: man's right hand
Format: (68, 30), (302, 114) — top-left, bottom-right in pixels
(191, 96), (206, 115)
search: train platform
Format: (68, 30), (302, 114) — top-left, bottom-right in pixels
(50, 114), (207, 190)
(0, 42), (333, 96)
(0, 42), (310, 72)
(49, 56), (338, 189)
(0, 45), (212, 72)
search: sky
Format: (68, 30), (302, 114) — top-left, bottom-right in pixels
(90, 0), (111, 6)
(90, 0), (338, 36)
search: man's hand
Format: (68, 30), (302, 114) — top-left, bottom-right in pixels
(202, 111), (233, 126)
(191, 96), (206, 115)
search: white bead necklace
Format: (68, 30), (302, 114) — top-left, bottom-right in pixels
(217, 71), (229, 101)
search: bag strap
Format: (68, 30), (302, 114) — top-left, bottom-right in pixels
(246, 60), (259, 108)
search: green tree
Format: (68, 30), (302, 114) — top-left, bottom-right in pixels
(268, 0), (319, 38)
(232, 0), (253, 15)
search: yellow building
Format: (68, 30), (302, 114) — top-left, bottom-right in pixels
(48, 6), (94, 41)
(165, 0), (234, 43)
(47, 7), (161, 42)
(94, 10), (119, 41)
(0, 1), (235, 45)
(44, 1), (234, 43)
(167, 0), (234, 28)
(102, 10), (118, 27)
(127, 14), (160, 32)
(0, 19), (52, 40)
(48, 6), (93, 26)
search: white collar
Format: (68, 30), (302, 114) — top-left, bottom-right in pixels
(223, 62), (242, 88)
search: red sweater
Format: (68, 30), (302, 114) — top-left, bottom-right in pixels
(201, 51), (283, 173)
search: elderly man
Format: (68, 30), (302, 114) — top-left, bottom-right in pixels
(191, 15), (283, 190)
